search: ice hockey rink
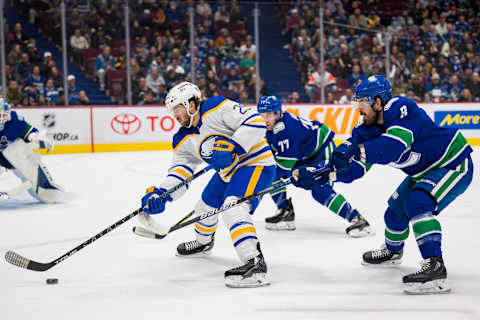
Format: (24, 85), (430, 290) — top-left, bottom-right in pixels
(1, 149), (478, 320)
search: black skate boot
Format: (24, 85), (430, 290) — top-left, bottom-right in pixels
(224, 243), (269, 288)
(362, 244), (403, 266)
(176, 235), (214, 258)
(265, 198), (295, 231)
(403, 256), (450, 294)
(346, 213), (374, 238)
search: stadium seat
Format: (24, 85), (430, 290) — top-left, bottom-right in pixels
(107, 69), (125, 98)
(82, 49), (102, 76)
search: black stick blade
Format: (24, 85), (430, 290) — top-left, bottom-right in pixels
(5, 251), (53, 272)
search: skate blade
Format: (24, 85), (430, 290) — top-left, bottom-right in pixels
(361, 259), (402, 267)
(347, 226), (375, 238)
(175, 250), (213, 258)
(225, 273), (270, 288)
(403, 279), (451, 295)
(265, 222), (296, 231)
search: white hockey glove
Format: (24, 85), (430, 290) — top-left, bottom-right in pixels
(28, 131), (54, 151)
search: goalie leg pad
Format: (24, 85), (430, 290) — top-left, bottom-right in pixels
(223, 196), (259, 263)
(3, 139), (63, 203)
(194, 199), (218, 245)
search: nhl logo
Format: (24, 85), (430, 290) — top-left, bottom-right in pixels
(42, 113), (56, 128)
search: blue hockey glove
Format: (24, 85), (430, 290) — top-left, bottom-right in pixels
(332, 139), (360, 172)
(211, 138), (240, 171)
(141, 187), (172, 215)
(291, 165), (331, 190)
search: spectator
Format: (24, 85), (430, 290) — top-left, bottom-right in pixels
(349, 8), (367, 29)
(26, 41), (42, 65)
(196, 0), (212, 18)
(67, 75), (90, 105)
(408, 74), (426, 102)
(338, 88), (354, 104)
(25, 65), (45, 92)
(114, 45), (127, 69)
(15, 53), (33, 83)
(238, 35), (256, 58)
(22, 84), (41, 106)
(70, 28), (89, 65)
(240, 51), (255, 70)
(426, 73), (447, 102)
(305, 65), (337, 102)
(91, 28), (109, 49)
(49, 66), (63, 91)
(146, 66), (165, 94)
(214, 5), (230, 24)
(348, 64), (365, 89)
(215, 28), (229, 49)
(42, 79), (60, 106)
(287, 91), (301, 103)
(6, 80), (23, 106)
(238, 90), (250, 104)
(391, 77), (408, 97)
(166, 58), (185, 76)
(8, 23), (29, 49)
(138, 90), (159, 106)
(134, 77), (150, 104)
(7, 44), (23, 67)
(466, 72), (480, 101)
(95, 46), (115, 91)
(40, 51), (54, 78)
(446, 74), (464, 102)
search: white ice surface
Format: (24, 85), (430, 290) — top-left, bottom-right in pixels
(1, 149), (479, 320)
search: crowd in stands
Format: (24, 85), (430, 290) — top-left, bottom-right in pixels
(280, 0), (480, 103)
(18, 0), (266, 105)
(6, 0), (480, 106)
(4, 19), (90, 106)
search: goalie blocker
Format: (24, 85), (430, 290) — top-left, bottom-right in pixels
(2, 139), (63, 203)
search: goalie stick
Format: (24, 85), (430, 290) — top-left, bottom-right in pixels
(133, 166), (331, 239)
(0, 181), (33, 200)
(4, 165), (213, 272)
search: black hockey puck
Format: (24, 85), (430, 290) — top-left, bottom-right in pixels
(46, 278), (58, 285)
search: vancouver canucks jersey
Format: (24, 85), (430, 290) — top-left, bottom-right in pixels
(0, 111), (37, 151)
(353, 96), (472, 180)
(266, 112), (335, 176)
(160, 96), (274, 200)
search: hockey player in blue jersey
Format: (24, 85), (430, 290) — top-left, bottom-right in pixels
(257, 95), (372, 237)
(292, 75), (474, 294)
(0, 98), (63, 202)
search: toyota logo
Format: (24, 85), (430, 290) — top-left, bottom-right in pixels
(111, 113), (141, 135)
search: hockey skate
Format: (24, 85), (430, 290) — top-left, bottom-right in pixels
(225, 244), (269, 288)
(265, 198), (295, 231)
(362, 244), (403, 266)
(176, 236), (214, 258)
(346, 213), (374, 238)
(403, 256), (451, 295)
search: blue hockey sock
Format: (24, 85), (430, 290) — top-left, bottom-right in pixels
(405, 189), (442, 259)
(384, 207), (409, 252)
(312, 185), (358, 222)
(271, 188), (288, 209)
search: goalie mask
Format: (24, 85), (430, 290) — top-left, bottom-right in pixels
(166, 82), (202, 128)
(0, 98), (11, 131)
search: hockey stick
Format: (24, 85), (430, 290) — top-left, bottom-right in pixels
(0, 181), (33, 200)
(132, 177), (289, 239)
(133, 166), (331, 239)
(4, 165), (213, 272)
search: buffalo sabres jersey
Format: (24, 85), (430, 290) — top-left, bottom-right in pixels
(352, 96), (472, 181)
(0, 111), (37, 151)
(160, 96), (274, 200)
(265, 112), (334, 176)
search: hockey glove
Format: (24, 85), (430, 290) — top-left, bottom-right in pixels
(211, 138), (242, 171)
(28, 131), (54, 151)
(291, 165), (332, 190)
(332, 139), (360, 172)
(141, 187), (172, 215)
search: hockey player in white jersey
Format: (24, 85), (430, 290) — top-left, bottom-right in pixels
(0, 98), (63, 202)
(140, 82), (276, 288)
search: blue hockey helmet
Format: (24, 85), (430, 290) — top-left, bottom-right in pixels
(257, 95), (282, 113)
(353, 75), (392, 105)
(0, 98), (11, 130)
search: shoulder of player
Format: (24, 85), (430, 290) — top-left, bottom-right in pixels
(199, 96), (230, 120)
(383, 96), (417, 122)
(172, 126), (198, 151)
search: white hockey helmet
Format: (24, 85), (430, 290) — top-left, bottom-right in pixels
(165, 82), (202, 128)
(0, 97), (11, 130)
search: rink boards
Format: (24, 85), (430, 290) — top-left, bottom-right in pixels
(13, 103), (480, 154)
